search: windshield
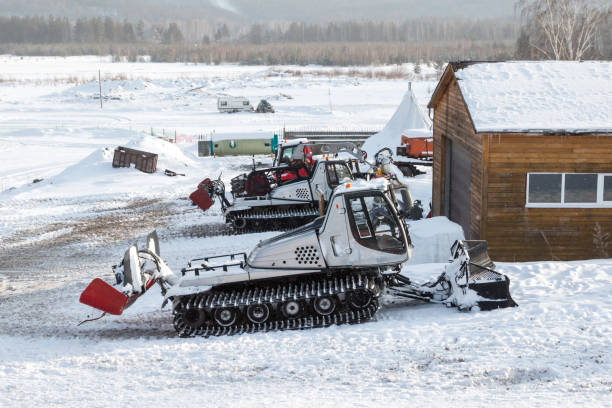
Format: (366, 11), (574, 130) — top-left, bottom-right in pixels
(346, 193), (405, 254)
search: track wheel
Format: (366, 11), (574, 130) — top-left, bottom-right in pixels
(182, 308), (207, 329)
(347, 289), (373, 310)
(231, 217), (247, 230)
(214, 307), (238, 327)
(246, 303), (271, 324)
(280, 300), (302, 319)
(313, 295), (336, 316)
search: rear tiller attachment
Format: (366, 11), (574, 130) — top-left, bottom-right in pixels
(387, 240), (517, 311)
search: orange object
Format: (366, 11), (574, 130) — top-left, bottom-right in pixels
(399, 135), (433, 160)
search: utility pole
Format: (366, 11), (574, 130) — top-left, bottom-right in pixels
(328, 77), (333, 113)
(98, 70), (103, 109)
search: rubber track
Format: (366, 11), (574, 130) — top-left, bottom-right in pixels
(173, 273), (380, 337)
(226, 205), (320, 234)
(229, 206), (320, 220)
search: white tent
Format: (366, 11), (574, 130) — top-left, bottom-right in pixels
(362, 84), (432, 157)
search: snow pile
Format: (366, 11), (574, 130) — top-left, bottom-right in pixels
(455, 61), (612, 132)
(126, 135), (198, 169)
(52, 135), (196, 182)
(54, 79), (154, 101)
(407, 216), (464, 264)
(18, 135), (201, 198)
(362, 86), (432, 157)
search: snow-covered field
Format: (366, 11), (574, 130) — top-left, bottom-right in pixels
(0, 56), (610, 407)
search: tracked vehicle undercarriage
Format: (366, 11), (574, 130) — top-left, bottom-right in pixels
(173, 271), (382, 336)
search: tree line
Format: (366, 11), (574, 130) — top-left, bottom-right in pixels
(0, 16), (183, 44)
(0, 15), (517, 45)
(0, 15), (522, 65)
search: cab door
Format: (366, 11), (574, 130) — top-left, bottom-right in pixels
(318, 194), (353, 266)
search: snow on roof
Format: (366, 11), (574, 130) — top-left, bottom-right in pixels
(281, 138), (308, 147)
(455, 61), (612, 133)
(334, 177), (389, 195)
(401, 128), (433, 139)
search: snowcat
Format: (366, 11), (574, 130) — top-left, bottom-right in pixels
(190, 140), (422, 232)
(191, 140), (370, 232)
(80, 179), (516, 337)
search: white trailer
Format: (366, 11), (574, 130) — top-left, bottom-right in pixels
(217, 96), (254, 113)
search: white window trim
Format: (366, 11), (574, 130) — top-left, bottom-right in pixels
(526, 173), (612, 208)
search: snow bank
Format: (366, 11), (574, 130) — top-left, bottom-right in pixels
(51, 135), (196, 184)
(407, 216), (464, 264)
(362, 86), (432, 157)
(14, 135), (201, 198)
(455, 61), (612, 132)
(126, 135), (198, 169)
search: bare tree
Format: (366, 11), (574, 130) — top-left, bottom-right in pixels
(517, 0), (611, 59)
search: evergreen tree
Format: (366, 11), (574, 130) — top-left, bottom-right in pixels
(515, 29), (531, 59)
(104, 17), (115, 42)
(123, 20), (136, 42)
(136, 20), (145, 41)
(162, 23), (184, 44)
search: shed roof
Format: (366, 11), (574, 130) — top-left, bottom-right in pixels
(430, 61), (612, 134)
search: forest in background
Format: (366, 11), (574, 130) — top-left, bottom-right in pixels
(0, 0), (609, 65)
(0, 16), (520, 65)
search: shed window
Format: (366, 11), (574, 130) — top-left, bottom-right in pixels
(564, 174), (597, 203)
(604, 176), (612, 202)
(528, 174), (561, 203)
(526, 173), (612, 208)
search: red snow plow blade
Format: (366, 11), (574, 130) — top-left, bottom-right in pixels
(80, 277), (157, 315)
(80, 278), (129, 315)
(189, 178), (214, 212)
(80, 239), (161, 316)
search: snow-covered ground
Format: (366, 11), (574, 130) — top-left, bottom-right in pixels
(0, 57), (610, 407)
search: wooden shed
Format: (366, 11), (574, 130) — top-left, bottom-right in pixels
(427, 61), (612, 261)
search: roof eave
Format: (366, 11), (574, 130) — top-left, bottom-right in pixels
(427, 64), (456, 110)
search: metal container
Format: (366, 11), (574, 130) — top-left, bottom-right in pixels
(112, 146), (158, 173)
(198, 134), (279, 157)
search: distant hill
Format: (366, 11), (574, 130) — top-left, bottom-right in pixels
(0, 0), (517, 22)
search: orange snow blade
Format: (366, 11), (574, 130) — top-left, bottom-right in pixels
(79, 278), (128, 316)
(189, 178), (214, 212)
(189, 187), (214, 212)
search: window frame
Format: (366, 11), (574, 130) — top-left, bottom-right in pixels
(344, 192), (406, 255)
(325, 162), (352, 188)
(525, 172), (612, 208)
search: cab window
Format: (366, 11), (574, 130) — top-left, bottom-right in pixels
(346, 194), (405, 254)
(280, 147), (295, 164)
(326, 163), (353, 188)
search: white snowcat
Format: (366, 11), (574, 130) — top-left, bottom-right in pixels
(190, 140), (422, 232)
(80, 179), (516, 337)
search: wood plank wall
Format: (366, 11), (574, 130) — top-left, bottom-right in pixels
(484, 133), (612, 261)
(432, 77), (483, 240)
